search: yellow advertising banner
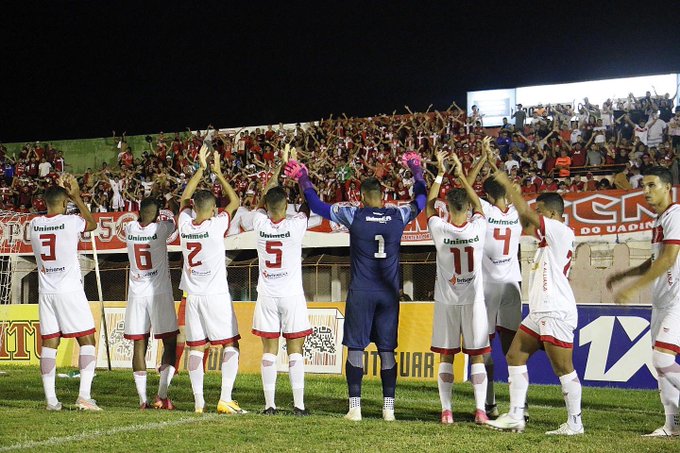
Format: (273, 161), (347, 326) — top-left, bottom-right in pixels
(1, 301), (467, 382)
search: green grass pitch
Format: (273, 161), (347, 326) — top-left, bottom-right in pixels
(0, 367), (673, 452)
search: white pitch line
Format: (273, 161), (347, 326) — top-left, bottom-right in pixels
(0, 414), (219, 452)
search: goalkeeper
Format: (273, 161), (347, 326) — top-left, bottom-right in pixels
(285, 151), (427, 421)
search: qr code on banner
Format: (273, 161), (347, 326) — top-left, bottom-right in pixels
(96, 307), (157, 369)
(278, 308), (344, 374)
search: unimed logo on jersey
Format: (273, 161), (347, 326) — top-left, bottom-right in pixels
(579, 315), (655, 383)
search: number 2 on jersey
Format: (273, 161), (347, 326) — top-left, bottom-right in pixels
(133, 243), (153, 270)
(493, 227), (511, 255)
(450, 246), (474, 274)
(186, 242), (203, 267)
(265, 241), (282, 268)
(374, 235), (387, 259)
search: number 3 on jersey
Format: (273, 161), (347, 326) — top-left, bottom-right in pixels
(39, 233), (56, 261)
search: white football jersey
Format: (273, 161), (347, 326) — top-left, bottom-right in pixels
(178, 208), (231, 295)
(651, 203), (680, 310)
(30, 214), (87, 294)
(528, 216), (576, 314)
(428, 212), (486, 306)
(124, 220), (174, 297)
(252, 209), (308, 297)
(481, 199), (522, 283)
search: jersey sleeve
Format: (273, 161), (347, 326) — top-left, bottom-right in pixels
(251, 209), (268, 231)
(160, 220), (175, 240)
(177, 208), (193, 228)
(538, 216), (563, 246)
(123, 222), (131, 242)
(480, 198), (492, 217)
(427, 215), (444, 240)
(215, 211), (231, 235)
(662, 208), (680, 245)
(471, 211), (487, 235)
(330, 204), (358, 228)
(398, 204), (418, 225)
(74, 215), (87, 233)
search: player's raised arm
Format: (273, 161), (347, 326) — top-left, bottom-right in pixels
(285, 158), (332, 220)
(402, 151), (427, 216)
(211, 151), (240, 218)
(60, 174), (97, 232)
(609, 243), (680, 304)
(493, 168), (540, 230)
(466, 148), (488, 186)
(451, 152), (482, 215)
(180, 144), (207, 211)
(426, 150), (446, 218)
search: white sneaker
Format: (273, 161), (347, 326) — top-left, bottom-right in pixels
(344, 406), (362, 421)
(486, 413), (525, 433)
(382, 409), (395, 421)
(642, 426), (680, 437)
(46, 401), (62, 411)
(75, 396), (103, 411)
(546, 423), (584, 436)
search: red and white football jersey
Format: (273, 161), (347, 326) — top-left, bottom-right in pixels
(528, 216), (576, 314)
(30, 214), (87, 293)
(124, 220), (174, 297)
(252, 209), (307, 297)
(178, 209), (230, 295)
(480, 199), (522, 283)
(428, 212), (486, 305)
(651, 203), (680, 310)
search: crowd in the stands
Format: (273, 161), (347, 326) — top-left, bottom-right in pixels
(1, 89), (679, 214)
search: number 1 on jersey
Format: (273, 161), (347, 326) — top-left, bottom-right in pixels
(374, 235), (387, 259)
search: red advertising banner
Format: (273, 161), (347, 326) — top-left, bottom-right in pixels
(2, 186), (677, 255)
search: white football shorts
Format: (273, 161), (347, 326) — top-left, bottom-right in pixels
(252, 294), (312, 339)
(430, 301), (490, 356)
(39, 290), (96, 340)
(651, 305), (680, 353)
(484, 281), (522, 336)
(520, 310), (577, 348)
(184, 293), (240, 346)
(124, 292), (179, 340)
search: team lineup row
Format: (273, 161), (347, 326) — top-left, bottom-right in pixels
(29, 141), (680, 437)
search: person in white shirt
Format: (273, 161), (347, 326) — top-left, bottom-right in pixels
(466, 141), (523, 418)
(30, 174), (100, 411)
(177, 145), (244, 415)
(427, 145), (490, 426)
(607, 166), (680, 437)
(249, 151), (312, 416)
(38, 158), (52, 177)
(487, 171), (584, 436)
(123, 197), (179, 410)
(645, 113), (667, 148)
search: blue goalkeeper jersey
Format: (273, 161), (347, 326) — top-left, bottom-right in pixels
(330, 203), (418, 294)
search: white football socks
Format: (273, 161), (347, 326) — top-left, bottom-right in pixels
(261, 353), (278, 409)
(188, 350), (205, 409)
(508, 365), (528, 421)
(470, 362), (488, 411)
(220, 346), (239, 402)
(438, 362), (454, 411)
(78, 345), (96, 400)
(41, 347), (58, 406)
(158, 364), (175, 399)
(289, 353), (305, 410)
(134, 371), (148, 404)
(559, 370), (583, 430)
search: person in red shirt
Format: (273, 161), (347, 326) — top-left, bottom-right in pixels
(569, 174), (585, 192)
(569, 142), (587, 168)
(585, 172), (598, 191)
(538, 176), (558, 193)
(521, 178), (537, 195)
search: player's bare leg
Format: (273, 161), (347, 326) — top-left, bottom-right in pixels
(188, 345), (207, 413)
(543, 341), (584, 435)
(344, 349), (364, 421)
(485, 329), (517, 418)
(438, 353), (454, 424)
(260, 338), (279, 414)
(41, 337), (61, 410)
(132, 337), (150, 408)
(287, 337), (308, 416)
(217, 340), (246, 414)
(75, 334), (101, 411)
(469, 354), (489, 424)
(155, 337), (177, 410)
(379, 350), (397, 421)
(486, 330), (539, 432)
(645, 346), (680, 437)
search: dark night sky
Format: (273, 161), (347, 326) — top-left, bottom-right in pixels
(2, 1), (679, 142)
